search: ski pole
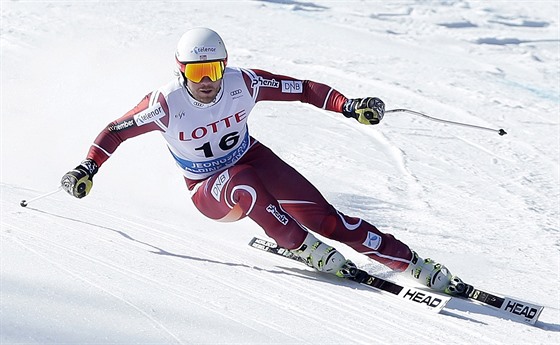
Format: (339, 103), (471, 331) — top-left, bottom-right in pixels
(386, 108), (507, 136)
(20, 186), (63, 207)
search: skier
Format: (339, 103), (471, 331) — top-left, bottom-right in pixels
(61, 27), (464, 294)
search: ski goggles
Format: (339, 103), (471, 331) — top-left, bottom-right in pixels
(179, 60), (225, 83)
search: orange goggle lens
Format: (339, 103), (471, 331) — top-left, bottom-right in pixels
(183, 61), (225, 83)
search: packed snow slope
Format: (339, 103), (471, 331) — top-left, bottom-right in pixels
(1, 1), (559, 344)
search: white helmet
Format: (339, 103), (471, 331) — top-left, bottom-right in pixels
(176, 27), (228, 65)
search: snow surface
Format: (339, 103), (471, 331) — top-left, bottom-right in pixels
(1, 0), (559, 344)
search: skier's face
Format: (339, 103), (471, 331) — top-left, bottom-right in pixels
(186, 76), (222, 104)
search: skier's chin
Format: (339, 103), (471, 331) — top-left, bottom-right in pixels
(194, 90), (217, 103)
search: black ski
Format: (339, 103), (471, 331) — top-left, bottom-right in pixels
(249, 237), (544, 325)
(249, 237), (450, 313)
(462, 286), (544, 325)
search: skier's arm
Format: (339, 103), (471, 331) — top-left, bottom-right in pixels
(61, 92), (169, 198)
(241, 69), (384, 125)
(87, 93), (169, 166)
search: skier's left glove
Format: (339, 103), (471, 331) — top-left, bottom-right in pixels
(342, 97), (385, 125)
(61, 159), (98, 199)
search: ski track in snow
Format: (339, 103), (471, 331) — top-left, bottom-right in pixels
(5, 231), (184, 343)
(9, 181), (509, 343)
(3, 191), (307, 343)
(3, 183), (560, 343)
(2, 0), (559, 344)
(5, 186), (402, 343)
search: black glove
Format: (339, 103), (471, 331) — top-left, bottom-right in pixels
(61, 159), (98, 198)
(342, 97), (385, 125)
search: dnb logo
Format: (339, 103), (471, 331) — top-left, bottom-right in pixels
(211, 170), (230, 201)
(281, 80), (303, 93)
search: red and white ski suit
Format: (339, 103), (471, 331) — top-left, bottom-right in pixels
(85, 67), (413, 271)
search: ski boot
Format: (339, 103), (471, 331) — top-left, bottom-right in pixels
(292, 232), (357, 278)
(406, 251), (471, 296)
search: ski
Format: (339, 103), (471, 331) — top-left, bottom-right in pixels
(249, 237), (450, 313)
(249, 237), (544, 325)
(460, 285), (544, 325)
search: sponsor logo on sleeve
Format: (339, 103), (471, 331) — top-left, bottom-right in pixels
(281, 80), (303, 93)
(134, 103), (165, 126)
(251, 77), (279, 88)
(108, 119), (135, 132)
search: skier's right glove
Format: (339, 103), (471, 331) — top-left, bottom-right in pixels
(342, 97), (385, 125)
(61, 159), (99, 199)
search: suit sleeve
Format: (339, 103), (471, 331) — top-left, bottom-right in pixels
(86, 92), (170, 167)
(241, 69), (348, 113)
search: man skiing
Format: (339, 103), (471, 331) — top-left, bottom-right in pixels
(61, 27), (464, 295)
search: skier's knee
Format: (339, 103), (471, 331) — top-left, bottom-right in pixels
(226, 165), (259, 212)
(317, 213), (337, 238)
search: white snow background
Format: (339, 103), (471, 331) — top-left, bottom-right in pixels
(1, 0), (559, 344)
